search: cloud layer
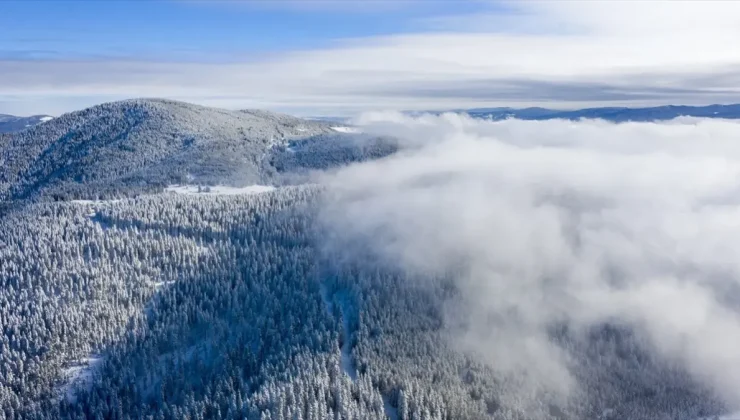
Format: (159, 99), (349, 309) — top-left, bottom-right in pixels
(318, 113), (740, 408)
(2, 0), (740, 115)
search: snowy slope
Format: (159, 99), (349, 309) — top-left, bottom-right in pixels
(0, 113), (54, 133)
(0, 99), (335, 203)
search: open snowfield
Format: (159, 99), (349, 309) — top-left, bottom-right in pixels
(61, 357), (103, 402)
(164, 184), (276, 195)
(71, 199), (121, 205)
(71, 199), (122, 217)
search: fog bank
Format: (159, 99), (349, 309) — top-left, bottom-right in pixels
(319, 113), (740, 407)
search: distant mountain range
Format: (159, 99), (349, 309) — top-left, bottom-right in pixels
(0, 113), (54, 133)
(5, 103), (739, 136)
(459, 103), (740, 122)
(310, 103), (740, 125)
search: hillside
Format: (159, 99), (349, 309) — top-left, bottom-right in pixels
(0, 98), (335, 203)
(0, 114), (54, 134)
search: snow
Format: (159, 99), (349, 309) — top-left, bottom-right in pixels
(340, 311), (357, 381)
(331, 126), (361, 134)
(320, 284), (334, 315)
(39, 116), (54, 122)
(71, 199), (121, 205)
(71, 199), (121, 218)
(164, 184), (275, 195)
(600, 408), (614, 419)
(383, 395), (400, 420)
(61, 356), (103, 402)
(320, 285), (357, 381)
(699, 411), (740, 420)
(152, 280), (176, 290)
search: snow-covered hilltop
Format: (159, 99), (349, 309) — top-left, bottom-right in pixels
(0, 113), (54, 133)
(0, 98), (336, 203)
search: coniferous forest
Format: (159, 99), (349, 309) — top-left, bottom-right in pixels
(0, 99), (732, 420)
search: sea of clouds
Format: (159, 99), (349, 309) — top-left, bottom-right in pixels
(318, 113), (740, 408)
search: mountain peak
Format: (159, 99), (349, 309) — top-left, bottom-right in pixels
(0, 99), (334, 202)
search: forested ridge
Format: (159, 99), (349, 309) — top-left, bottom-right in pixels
(0, 99), (335, 204)
(0, 100), (731, 419)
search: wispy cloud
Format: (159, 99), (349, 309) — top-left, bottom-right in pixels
(1, 0), (739, 115)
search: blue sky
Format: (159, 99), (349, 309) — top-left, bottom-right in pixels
(0, 1), (490, 61)
(1, 0), (739, 116)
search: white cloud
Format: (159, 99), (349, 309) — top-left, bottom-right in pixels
(1, 0), (740, 115)
(318, 114), (740, 408)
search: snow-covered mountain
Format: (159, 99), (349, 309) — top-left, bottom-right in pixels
(0, 113), (54, 133)
(462, 103), (740, 121)
(0, 98), (341, 203)
(0, 99), (735, 420)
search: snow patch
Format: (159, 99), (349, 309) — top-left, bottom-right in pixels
(337, 299), (357, 381)
(71, 199), (121, 218)
(340, 316), (357, 381)
(598, 408), (615, 419)
(702, 413), (740, 420)
(71, 199), (121, 205)
(164, 184), (275, 195)
(383, 395), (400, 420)
(321, 286), (357, 381)
(152, 280), (176, 290)
(39, 116), (54, 122)
(331, 126), (361, 134)
(61, 356), (103, 402)
(320, 284), (334, 316)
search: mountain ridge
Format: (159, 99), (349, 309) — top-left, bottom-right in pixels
(460, 103), (740, 121)
(0, 98), (336, 203)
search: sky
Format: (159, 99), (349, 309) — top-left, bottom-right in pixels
(1, 0), (739, 116)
